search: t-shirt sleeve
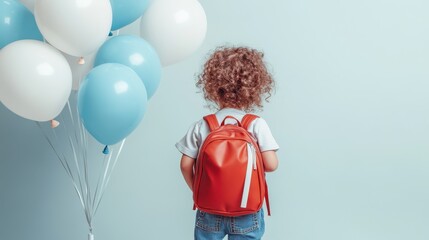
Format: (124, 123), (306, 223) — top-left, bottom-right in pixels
(253, 118), (280, 152)
(175, 121), (201, 159)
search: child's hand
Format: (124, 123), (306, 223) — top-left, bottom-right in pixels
(180, 154), (195, 191)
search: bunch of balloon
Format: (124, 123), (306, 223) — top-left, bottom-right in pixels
(0, 0), (207, 239)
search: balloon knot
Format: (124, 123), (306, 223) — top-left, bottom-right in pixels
(103, 145), (110, 155)
(50, 120), (60, 128)
(108, 32), (113, 37)
(78, 57), (85, 65)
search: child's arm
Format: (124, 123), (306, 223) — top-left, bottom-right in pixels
(262, 150), (278, 172)
(180, 154), (195, 191)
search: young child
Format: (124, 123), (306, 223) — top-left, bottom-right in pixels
(176, 46), (279, 240)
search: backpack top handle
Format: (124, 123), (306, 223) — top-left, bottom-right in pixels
(220, 115), (242, 127)
(204, 114), (259, 132)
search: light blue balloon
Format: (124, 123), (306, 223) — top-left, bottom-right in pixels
(78, 63), (148, 146)
(95, 35), (162, 99)
(0, 0), (43, 48)
(110, 0), (149, 31)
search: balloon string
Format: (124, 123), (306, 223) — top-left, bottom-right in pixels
(59, 112), (94, 227)
(67, 99), (86, 182)
(93, 139), (126, 216)
(93, 147), (113, 216)
(69, 96), (93, 227)
(74, 93), (89, 179)
(66, 101), (75, 124)
(35, 122), (87, 212)
(68, 131), (93, 223)
(59, 113), (87, 207)
(51, 122), (89, 224)
(92, 153), (109, 212)
(37, 94), (127, 233)
(60, 98), (92, 227)
(67, 97), (88, 201)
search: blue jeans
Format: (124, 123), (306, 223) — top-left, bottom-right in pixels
(194, 209), (265, 240)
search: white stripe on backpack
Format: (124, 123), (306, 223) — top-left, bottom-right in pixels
(241, 143), (257, 208)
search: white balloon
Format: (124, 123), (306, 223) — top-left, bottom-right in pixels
(0, 40), (72, 121)
(34, 0), (112, 57)
(140, 0), (207, 66)
(63, 53), (96, 91)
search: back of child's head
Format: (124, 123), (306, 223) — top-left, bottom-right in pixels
(197, 46), (275, 112)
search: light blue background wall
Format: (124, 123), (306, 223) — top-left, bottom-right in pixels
(1, 0), (429, 239)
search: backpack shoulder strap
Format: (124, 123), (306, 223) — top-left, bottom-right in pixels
(241, 114), (259, 130)
(203, 114), (219, 132)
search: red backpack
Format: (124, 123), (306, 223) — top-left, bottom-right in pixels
(193, 114), (271, 216)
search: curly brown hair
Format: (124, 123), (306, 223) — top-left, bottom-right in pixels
(197, 46), (275, 112)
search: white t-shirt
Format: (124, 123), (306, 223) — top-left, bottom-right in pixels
(175, 108), (279, 159)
